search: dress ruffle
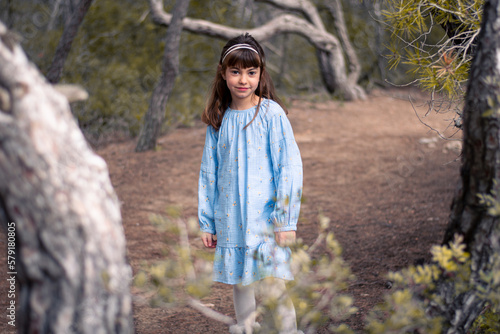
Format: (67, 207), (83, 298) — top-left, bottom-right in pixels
(213, 241), (293, 286)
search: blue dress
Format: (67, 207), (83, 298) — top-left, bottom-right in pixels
(198, 99), (303, 286)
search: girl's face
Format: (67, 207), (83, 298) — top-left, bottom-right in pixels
(222, 65), (260, 109)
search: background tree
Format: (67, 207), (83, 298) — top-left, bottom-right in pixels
(0, 21), (133, 333)
(135, 0), (191, 152)
(46, 0), (94, 83)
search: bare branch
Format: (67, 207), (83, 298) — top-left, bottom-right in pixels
(409, 96), (461, 141)
(188, 298), (235, 326)
(257, 0), (326, 30)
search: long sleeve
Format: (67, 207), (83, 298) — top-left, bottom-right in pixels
(268, 111), (303, 232)
(198, 126), (218, 234)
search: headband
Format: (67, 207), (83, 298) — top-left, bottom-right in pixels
(221, 43), (259, 64)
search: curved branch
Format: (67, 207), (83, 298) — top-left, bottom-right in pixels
(256, 0), (326, 30)
(149, 0), (340, 53)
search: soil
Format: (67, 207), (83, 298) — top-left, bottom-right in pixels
(0, 88), (462, 333)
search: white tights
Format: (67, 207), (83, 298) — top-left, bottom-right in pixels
(231, 279), (298, 334)
(232, 283), (257, 333)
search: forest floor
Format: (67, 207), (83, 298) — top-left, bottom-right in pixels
(0, 87), (462, 333)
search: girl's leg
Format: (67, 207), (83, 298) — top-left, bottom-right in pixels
(231, 283), (257, 333)
(258, 278), (299, 334)
(273, 279), (298, 334)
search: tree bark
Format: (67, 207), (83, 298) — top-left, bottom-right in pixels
(46, 0), (94, 84)
(149, 0), (366, 100)
(440, 0), (500, 332)
(0, 21), (133, 333)
(135, 0), (191, 152)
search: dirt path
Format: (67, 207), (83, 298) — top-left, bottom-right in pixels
(96, 88), (461, 333)
(0, 88), (461, 333)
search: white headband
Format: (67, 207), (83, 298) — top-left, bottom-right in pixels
(221, 43), (259, 63)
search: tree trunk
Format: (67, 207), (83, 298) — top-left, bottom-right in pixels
(149, 0), (366, 100)
(364, 1), (387, 83)
(46, 0), (94, 84)
(440, 0), (500, 332)
(135, 0), (191, 152)
(327, 0), (362, 88)
(0, 21), (133, 333)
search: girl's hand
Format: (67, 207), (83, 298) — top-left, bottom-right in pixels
(274, 231), (296, 247)
(202, 232), (217, 248)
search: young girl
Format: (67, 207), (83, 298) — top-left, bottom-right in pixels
(198, 33), (303, 334)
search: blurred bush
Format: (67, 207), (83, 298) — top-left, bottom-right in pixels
(135, 209), (500, 333)
(134, 212), (357, 333)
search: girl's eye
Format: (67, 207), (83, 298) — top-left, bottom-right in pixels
(249, 71), (256, 76)
(231, 70), (239, 75)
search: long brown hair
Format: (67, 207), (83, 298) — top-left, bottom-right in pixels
(201, 33), (287, 131)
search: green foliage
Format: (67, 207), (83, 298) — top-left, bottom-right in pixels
(470, 307), (500, 334)
(366, 236), (470, 333)
(478, 183), (500, 216)
(469, 251), (500, 333)
(365, 234), (500, 334)
(383, 0), (483, 97)
(484, 255), (500, 310)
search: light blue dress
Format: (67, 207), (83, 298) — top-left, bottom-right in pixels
(198, 99), (303, 286)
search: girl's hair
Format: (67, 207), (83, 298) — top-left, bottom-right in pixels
(202, 33), (287, 131)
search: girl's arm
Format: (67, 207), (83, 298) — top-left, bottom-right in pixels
(269, 110), (303, 234)
(198, 126), (218, 238)
(274, 230), (296, 247)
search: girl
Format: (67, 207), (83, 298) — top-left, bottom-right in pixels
(198, 33), (303, 334)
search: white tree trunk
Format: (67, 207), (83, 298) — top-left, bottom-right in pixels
(0, 21), (133, 333)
